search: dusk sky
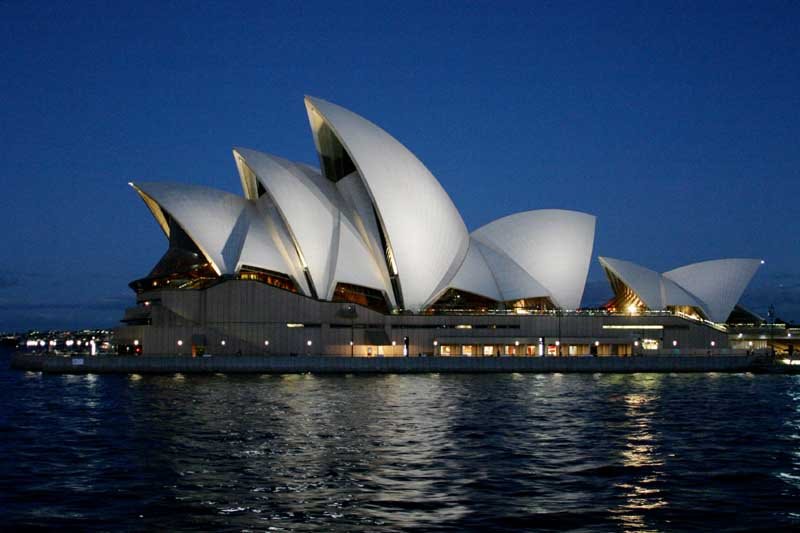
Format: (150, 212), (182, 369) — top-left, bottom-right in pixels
(1, 1), (798, 331)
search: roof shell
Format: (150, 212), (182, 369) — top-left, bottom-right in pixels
(304, 96), (469, 311)
(598, 257), (665, 309)
(473, 209), (596, 309)
(131, 181), (304, 291)
(444, 238), (503, 301)
(664, 259), (762, 323)
(232, 148), (340, 298)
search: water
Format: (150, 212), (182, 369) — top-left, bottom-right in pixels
(2, 348), (799, 531)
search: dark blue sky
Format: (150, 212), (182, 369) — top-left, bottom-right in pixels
(1, 1), (798, 331)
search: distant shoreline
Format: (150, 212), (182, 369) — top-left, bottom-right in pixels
(10, 353), (796, 375)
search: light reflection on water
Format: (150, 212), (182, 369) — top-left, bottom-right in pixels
(1, 362), (800, 531)
(613, 376), (667, 533)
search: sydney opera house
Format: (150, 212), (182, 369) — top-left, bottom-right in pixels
(115, 96), (762, 357)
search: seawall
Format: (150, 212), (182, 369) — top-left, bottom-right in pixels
(10, 353), (767, 374)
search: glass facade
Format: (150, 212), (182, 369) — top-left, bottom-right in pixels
(130, 215), (217, 293)
(237, 265), (298, 293)
(426, 288), (498, 314)
(331, 282), (390, 314)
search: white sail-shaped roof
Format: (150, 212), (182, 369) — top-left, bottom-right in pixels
(599, 256), (761, 323)
(326, 215), (389, 300)
(131, 181), (306, 292)
(238, 197), (311, 294)
(473, 241), (549, 302)
(598, 257), (665, 309)
(473, 210), (596, 309)
(131, 182), (252, 275)
(444, 239), (503, 301)
(664, 259), (762, 323)
(304, 96), (469, 311)
(232, 148), (339, 298)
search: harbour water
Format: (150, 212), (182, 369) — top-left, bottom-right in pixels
(2, 347), (799, 531)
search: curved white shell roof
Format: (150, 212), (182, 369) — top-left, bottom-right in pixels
(233, 147), (391, 300)
(598, 257), (706, 311)
(232, 148), (339, 298)
(131, 95), (760, 321)
(598, 257), (664, 308)
(473, 210), (596, 309)
(131, 181), (305, 291)
(664, 259), (762, 323)
(473, 241), (549, 302)
(445, 239), (503, 301)
(600, 256), (761, 323)
(327, 215), (389, 300)
(304, 96), (469, 311)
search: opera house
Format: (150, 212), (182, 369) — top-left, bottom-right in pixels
(115, 96), (762, 357)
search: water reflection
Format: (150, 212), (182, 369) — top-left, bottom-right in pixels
(611, 376), (667, 532)
(2, 363), (800, 531)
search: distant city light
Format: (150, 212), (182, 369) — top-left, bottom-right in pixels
(307, 340), (312, 346)
(177, 340), (183, 346)
(264, 340), (269, 346)
(221, 340), (226, 346)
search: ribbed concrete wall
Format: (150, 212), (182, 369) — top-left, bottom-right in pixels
(116, 281), (730, 357)
(12, 354), (758, 375)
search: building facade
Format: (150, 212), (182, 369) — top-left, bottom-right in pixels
(115, 96), (759, 356)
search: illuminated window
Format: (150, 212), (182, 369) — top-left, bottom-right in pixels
(603, 325), (664, 330)
(129, 214), (218, 293)
(238, 265), (298, 293)
(331, 282), (389, 314)
(426, 289), (499, 314)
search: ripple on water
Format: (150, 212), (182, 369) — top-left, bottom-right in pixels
(1, 354), (799, 531)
